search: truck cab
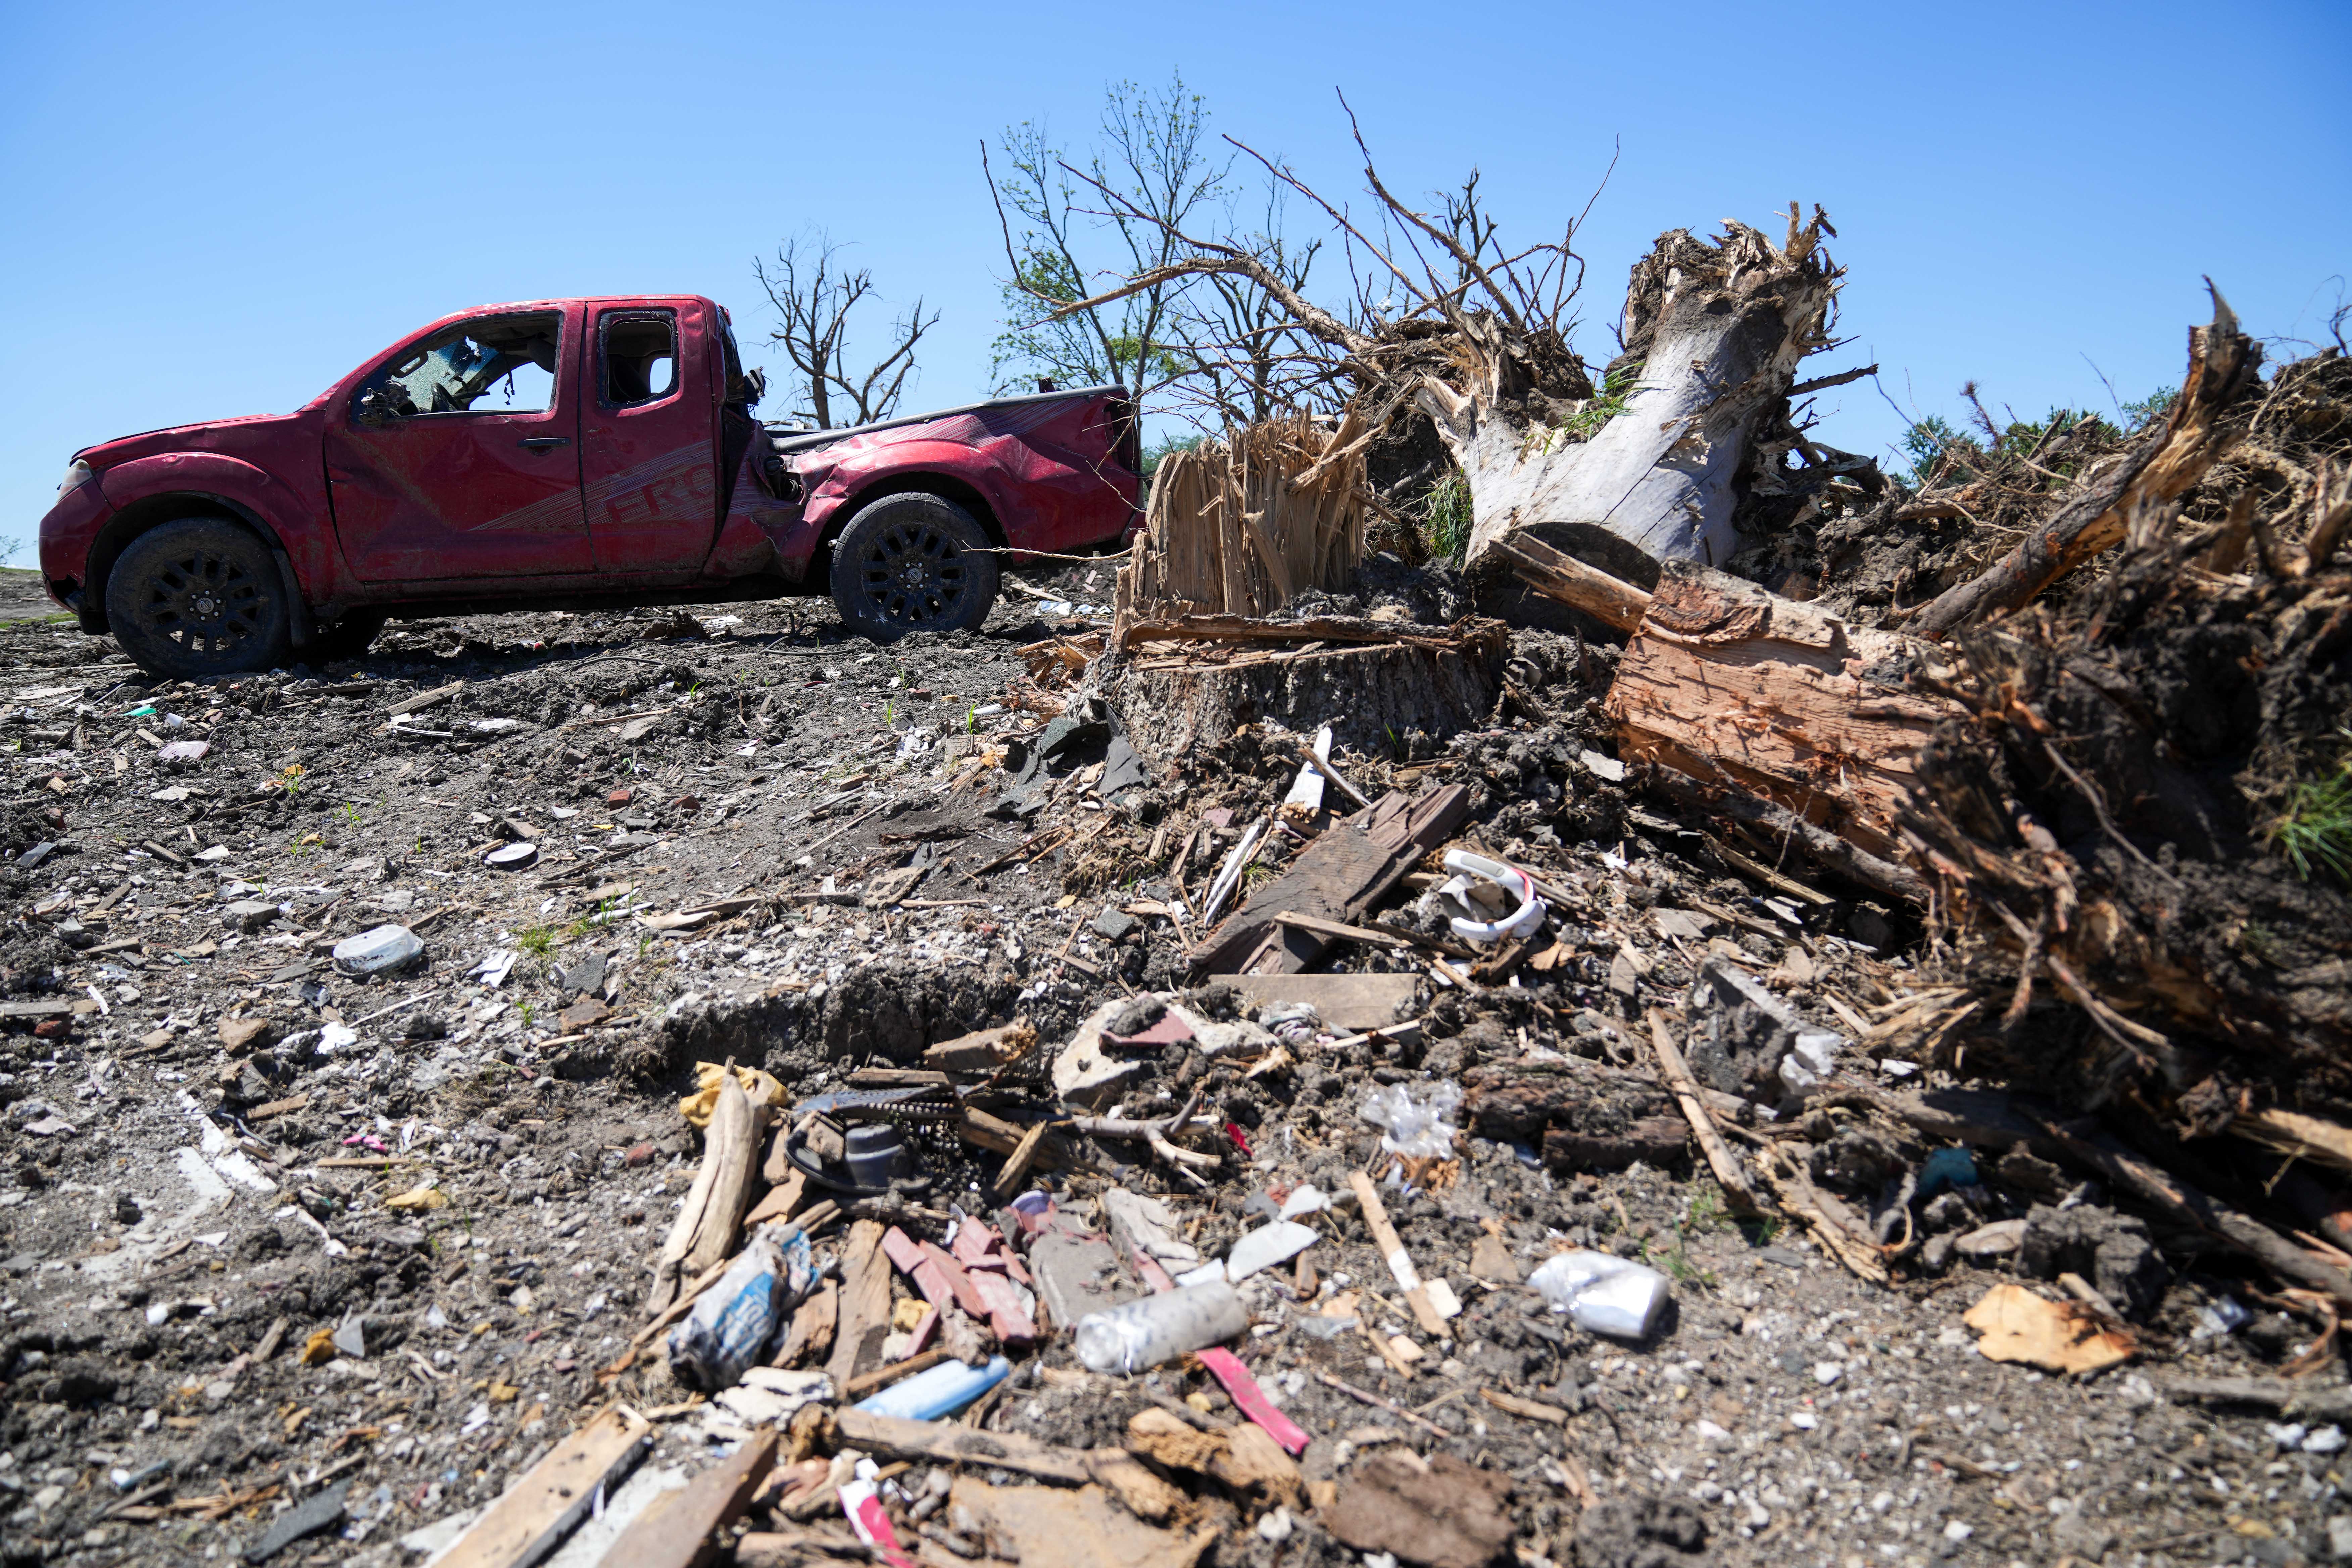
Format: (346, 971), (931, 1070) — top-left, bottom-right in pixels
(39, 296), (1141, 678)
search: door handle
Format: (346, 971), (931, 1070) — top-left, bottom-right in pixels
(518, 436), (570, 450)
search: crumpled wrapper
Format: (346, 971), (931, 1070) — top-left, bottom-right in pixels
(678, 1060), (789, 1129)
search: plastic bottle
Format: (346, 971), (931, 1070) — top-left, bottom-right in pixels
(1073, 1281), (1249, 1374)
(1527, 1250), (1671, 1340)
(855, 1354), (1011, 1420)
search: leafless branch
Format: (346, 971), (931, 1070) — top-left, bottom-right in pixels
(754, 233), (937, 429)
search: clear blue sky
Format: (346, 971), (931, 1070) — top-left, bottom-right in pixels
(5, 0), (2346, 565)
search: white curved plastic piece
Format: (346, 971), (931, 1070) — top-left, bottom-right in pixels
(1440, 850), (1547, 944)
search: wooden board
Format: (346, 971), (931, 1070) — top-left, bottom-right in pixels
(1187, 784), (1470, 976)
(824, 1221), (891, 1389)
(1216, 973), (1419, 1032)
(830, 1409), (1092, 1484)
(436, 1406), (651, 1568)
(592, 1427), (774, 1568)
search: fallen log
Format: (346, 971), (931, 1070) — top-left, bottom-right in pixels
(1602, 559), (1961, 863)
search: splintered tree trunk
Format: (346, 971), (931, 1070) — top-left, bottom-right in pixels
(1602, 561), (1958, 863)
(1431, 211), (1843, 579)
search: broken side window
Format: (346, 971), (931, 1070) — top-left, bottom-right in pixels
(600, 310), (679, 407)
(354, 311), (561, 426)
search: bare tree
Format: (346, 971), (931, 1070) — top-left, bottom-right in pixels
(1158, 178), (1343, 428)
(983, 73), (1230, 403)
(753, 232), (937, 429)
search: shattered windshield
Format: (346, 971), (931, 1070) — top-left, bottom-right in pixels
(354, 311), (561, 425)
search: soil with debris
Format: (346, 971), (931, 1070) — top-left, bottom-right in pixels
(3, 552), (2349, 1568)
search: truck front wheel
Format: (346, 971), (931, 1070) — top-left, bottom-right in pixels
(104, 517), (293, 679)
(829, 493), (1000, 641)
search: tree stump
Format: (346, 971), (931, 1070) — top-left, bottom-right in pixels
(1112, 617), (1509, 757)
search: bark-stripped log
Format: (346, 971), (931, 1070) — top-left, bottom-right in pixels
(1444, 210), (1845, 577)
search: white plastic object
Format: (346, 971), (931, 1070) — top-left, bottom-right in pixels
(1527, 1250), (1671, 1340)
(1074, 1281), (1248, 1374)
(1358, 1081), (1464, 1159)
(1777, 1029), (1844, 1097)
(332, 924), (423, 976)
(1439, 850), (1546, 944)
(1225, 1220), (1318, 1282)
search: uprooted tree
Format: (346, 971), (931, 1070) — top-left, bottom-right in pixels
(1035, 97), (1872, 581)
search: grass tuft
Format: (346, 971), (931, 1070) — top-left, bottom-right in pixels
(1420, 472), (1473, 563)
(2276, 767), (2352, 885)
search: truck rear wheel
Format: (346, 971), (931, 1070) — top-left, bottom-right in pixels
(104, 517), (292, 679)
(829, 492), (999, 641)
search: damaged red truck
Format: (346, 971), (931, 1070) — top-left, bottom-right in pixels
(37, 296), (1143, 678)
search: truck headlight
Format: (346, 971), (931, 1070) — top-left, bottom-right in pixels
(58, 459), (93, 495)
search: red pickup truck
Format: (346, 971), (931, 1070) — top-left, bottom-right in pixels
(37, 295), (1142, 678)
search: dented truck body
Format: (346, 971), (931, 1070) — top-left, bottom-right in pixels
(38, 295), (1141, 674)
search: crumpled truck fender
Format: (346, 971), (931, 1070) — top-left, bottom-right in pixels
(90, 451), (353, 611)
(701, 444), (809, 582)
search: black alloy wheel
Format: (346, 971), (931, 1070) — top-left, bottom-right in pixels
(104, 517), (292, 679)
(830, 492), (1000, 640)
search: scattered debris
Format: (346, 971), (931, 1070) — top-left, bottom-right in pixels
(1, 273), (2346, 1565)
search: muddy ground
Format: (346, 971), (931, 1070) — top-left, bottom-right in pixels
(3, 564), (2347, 1568)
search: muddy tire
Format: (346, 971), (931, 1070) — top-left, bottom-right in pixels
(829, 492), (999, 640)
(104, 517), (292, 679)
(310, 609), (389, 662)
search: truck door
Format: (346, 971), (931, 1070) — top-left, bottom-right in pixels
(323, 307), (592, 582)
(580, 300), (719, 573)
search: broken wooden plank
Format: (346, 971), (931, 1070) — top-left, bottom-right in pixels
(386, 680), (464, 717)
(436, 1406), (651, 1568)
(646, 1071), (762, 1315)
(1268, 909), (1471, 958)
(1189, 784), (1471, 976)
(1491, 534), (1653, 633)
(1348, 1170), (1448, 1339)
(591, 1426), (774, 1568)
(1644, 1009), (1760, 1214)
(772, 1279), (836, 1370)
(825, 1221), (892, 1389)
(828, 1409), (1092, 1485)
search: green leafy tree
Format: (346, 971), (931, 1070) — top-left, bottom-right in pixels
(984, 74), (1230, 404)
